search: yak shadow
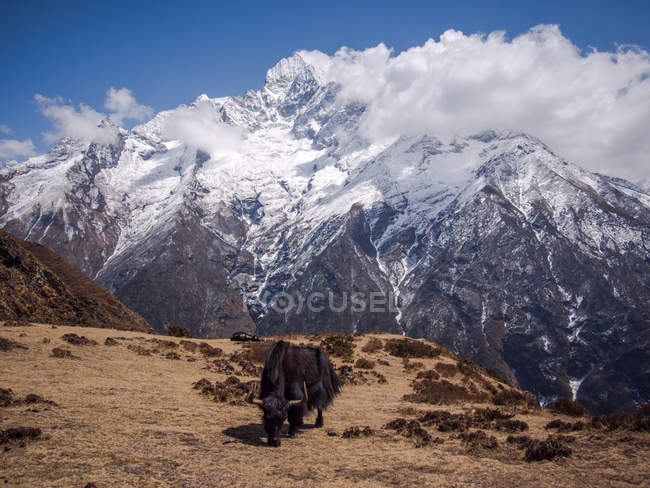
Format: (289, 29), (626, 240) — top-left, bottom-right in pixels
(222, 421), (320, 446)
(222, 423), (267, 446)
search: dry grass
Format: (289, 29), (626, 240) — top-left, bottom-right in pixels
(0, 325), (649, 487)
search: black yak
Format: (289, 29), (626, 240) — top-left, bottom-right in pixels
(251, 340), (340, 446)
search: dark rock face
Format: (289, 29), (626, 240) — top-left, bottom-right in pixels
(259, 206), (400, 336)
(96, 205), (255, 338)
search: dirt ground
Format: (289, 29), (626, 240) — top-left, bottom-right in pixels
(1, 323), (648, 487)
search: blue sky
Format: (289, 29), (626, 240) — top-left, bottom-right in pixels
(1, 0), (649, 159)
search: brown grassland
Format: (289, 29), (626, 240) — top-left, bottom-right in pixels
(1, 323), (648, 487)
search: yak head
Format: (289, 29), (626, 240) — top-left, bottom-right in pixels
(251, 382), (307, 447)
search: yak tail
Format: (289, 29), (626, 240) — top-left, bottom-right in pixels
(261, 340), (286, 398)
(317, 348), (341, 409)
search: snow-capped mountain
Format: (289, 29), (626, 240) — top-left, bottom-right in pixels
(1, 54), (649, 414)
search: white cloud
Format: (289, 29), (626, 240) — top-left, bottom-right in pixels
(161, 99), (241, 157)
(104, 87), (153, 126)
(299, 25), (650, 182)
(35, 88), (151, 145)
(35, 94), (117, 144)
(0, 124), (13, 135)
(0, 138), (36, 160)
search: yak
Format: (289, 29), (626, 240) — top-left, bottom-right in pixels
(251, 340), (340, 446)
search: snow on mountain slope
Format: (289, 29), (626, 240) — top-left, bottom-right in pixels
(1, 53), (649, 414)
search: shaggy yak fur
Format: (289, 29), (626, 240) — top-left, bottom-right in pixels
(252, 341), (340, 446)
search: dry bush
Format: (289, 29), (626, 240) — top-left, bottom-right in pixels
(384, 338), (441, 358)
(165, 352), (181, 360)
(199, 342), (223, 357)
(166, 325), (194, 338)
(337, 365), (387, 385)
(208, 359), (236, 375)
(547, 397), (588, 417)
(545, 419), (584, 432)
(0, 336), (28, 352)
(193, 376), (258, 404)
(126, 344), (151, 356)
(179, 340), (198, 352)
(61, 333), (98, 346)
(591, 404), (650, 432)
(473, 408), (514, 422)
(2, 320), (31, 327)
(435, 362), (457, 377)
(507, 435), (533, 449)
(241, 342), (272, 364)
(51, 347), (77, 359)
(495, 419), (529, 433)
(0, 427), (42, 444)
(236, 360), (263, 377)
(416, 370), (440, 381)
(341, 426), (374, 438)
(377, 358), (390, 366)
(104, 337), (119, 346)
(492, 389), (537, 408)
(524, 437), (572, 462)
(320, 334), (356, 360)
(460, 430), (498, 451)
(149, 338), (178, 349)
(418, 410), (477, 432)
(402, 358), (424, 371)
(383, 419), (437, 447)
(361, 337), (383, 353)
(404, 379), (488, 405)
(355, 358), (376, 370)
(0, 388), (15, 407)
(630, 404), (650, 431)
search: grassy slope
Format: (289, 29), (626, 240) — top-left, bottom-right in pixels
(0, 323), (648, 487)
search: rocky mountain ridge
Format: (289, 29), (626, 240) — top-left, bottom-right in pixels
(1, 53), (649, 413)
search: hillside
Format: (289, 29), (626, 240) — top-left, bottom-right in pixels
(1, 322), (648, 487)
(0, 230), (152, 332)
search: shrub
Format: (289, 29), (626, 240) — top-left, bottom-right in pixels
(435, 362), (457, 377)
(241, 342), (272, 364)
(507, 435), (533, 448)
(179, 340), (198, 352)
(460, 430), (498, 451)
(320, 334), (356, 359)
(0, 337), (28, 352)
(166, 325), (194, 338)
(384, 338), (441, 358)
(547, 397), (587, 417)
(495, 419), (529, 432)
(341, 426), (373, 438)
(361, 337), (383, 353)
(51, 347), (76, 359)
(524, 437), (572, 462)
(355, 358), (375, 370)
(403, 379), (488, 405)
(492, 389), (538, 408)
(199, 342), (223, 357)
(61, 333), (97, 346)
(384, 419), (434, 447)
(416, 370), (440, 381)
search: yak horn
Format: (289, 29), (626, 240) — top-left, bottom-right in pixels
(288, 382), (308, 407)
(248, 385), (263, 406)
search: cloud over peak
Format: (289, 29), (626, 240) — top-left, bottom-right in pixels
(299, 24), (650, 181)
(35, 88), (152, 145)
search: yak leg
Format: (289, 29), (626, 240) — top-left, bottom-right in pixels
(288, 405), (305, 437)
(315, 409), (323, 428)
